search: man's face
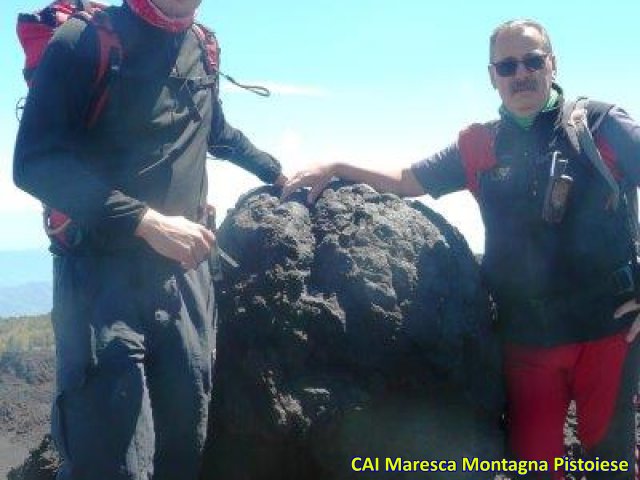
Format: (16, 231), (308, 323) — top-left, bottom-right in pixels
(151, 0), (201, 17)
(489, 26), (556, 117)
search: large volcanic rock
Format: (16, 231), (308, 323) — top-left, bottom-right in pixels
(201, 183), (505, 480)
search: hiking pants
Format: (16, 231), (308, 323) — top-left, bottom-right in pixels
(51, 252), (216, 480)
(504, 331), (640, 480)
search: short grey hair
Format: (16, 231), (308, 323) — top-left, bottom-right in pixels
(489, 19), (553, 61)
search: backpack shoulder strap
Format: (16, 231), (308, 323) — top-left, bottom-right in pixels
(563, 97), (639, 285)
(562, 97), (620, 209)
(191, 22), (220, 77)
(190, 23), (223, 96)
(562, 98), (580, 154)
(562, 97), (613, 151)
(583, 99), (613, 133)
(458, 120), (499, 196)
(42, 6), (123, 245)
(74, 7), (123, 127)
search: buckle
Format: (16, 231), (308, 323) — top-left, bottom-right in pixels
(611, 265), (635, 296)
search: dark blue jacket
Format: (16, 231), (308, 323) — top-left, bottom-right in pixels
(14, 3), (281, 253)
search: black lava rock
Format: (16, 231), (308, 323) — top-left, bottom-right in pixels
(202, 182), (505, 480)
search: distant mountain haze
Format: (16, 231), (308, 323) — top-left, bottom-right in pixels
(0, 249), (52, 317)
(0, 249), (51, 287)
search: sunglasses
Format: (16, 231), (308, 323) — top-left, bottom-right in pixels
(491, 53), (549, 77)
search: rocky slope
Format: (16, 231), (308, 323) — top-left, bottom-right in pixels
(0, 349), (55, 479)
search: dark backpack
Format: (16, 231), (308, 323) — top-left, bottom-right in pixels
(16, 0), (222, 249)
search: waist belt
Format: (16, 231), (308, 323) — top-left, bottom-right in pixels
(610, 263), (635, 297)
(511, 263), (637, 308)
(498, 264), (637, 346)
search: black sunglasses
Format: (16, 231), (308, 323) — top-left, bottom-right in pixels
(491, 53), (549, 77)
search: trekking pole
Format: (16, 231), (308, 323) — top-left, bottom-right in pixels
(206, 206), (223, 282)
(634, 393), (639, 480)
(205, 206), (239, 282)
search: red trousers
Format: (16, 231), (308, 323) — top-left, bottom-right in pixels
(505, 331), (639, 480)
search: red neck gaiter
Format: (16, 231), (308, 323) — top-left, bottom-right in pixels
(125, 0), (194, 33)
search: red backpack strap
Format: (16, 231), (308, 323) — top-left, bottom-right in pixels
(44, 6), (122, 249)
(74, 9), (123, 127)
(191, 22), (220, 76)
(458, 123), (498, 196)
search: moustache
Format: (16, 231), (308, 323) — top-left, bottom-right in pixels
(510, 78), (538, 94)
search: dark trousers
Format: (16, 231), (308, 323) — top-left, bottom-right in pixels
(51, 252), (216, 480)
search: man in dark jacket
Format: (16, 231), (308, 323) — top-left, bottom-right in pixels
(13, 0), (285, 478)
(282, 19), (640, 480)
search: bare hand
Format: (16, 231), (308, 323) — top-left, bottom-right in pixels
(280, 164), (336, 203)
(135, 208), (216, 270)
(613, 299), (640, 343)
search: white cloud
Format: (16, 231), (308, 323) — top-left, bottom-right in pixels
(278, 128), (303, 155)
(271, 128), (315, 174)
(0, 171), (40, 213)
(206, 160), (262, 225)
(420, 192), (485, 254)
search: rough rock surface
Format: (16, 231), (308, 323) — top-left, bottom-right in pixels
(201, 183), (505, 480)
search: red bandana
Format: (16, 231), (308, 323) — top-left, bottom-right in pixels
(125, 0), (194, 33)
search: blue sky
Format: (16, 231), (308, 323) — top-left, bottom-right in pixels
(1, 0), (639, 253)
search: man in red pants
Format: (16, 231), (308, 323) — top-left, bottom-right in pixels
(282, 19), (640, 480)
